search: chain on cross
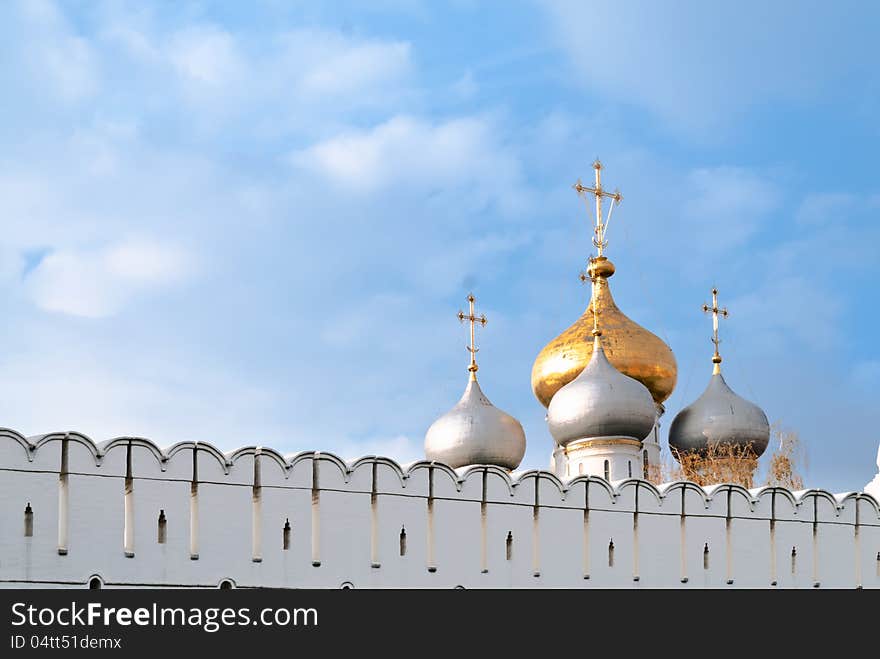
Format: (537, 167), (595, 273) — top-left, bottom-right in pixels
(458, 294), (487, 376)
(702, 287), (729, 370)
(573, 159), (623, 258)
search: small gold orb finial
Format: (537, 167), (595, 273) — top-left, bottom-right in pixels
(587, 255), (616, 280)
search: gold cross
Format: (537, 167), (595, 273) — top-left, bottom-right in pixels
(573, 160), (623, 258)
(702, 287), (729, 372)
(458, 294), (487, 377)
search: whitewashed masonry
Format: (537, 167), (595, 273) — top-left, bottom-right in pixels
(1, 428), (878, 589)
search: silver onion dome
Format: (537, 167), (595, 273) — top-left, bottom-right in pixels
(547, 335), (656, 447)
(668, 371), (770, 457)
(424, 376), (526, 470)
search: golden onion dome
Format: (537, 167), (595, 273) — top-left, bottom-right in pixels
(531, 256), (677, 407)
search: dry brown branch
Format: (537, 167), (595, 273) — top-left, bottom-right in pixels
(648, 421), (807, 489)
(671, 442), (759, 488)
(763, 424), (806, 490)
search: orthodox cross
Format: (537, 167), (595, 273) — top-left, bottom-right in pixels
(702, 287), (729, 371)
(458, 294), (487, 377)
(573, 160), (623, 258)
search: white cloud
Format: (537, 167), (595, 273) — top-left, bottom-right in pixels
(0, 341), (285, 446)
(99, 19), (413, 125)
(290, 115), (528, 212)
(15, 0), (98, 101)
(25, 240), (193, 317)
(168, 25), (244, 87)
(288, 30), (412, 97)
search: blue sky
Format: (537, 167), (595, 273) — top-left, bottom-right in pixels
(1, 0), (878, 492)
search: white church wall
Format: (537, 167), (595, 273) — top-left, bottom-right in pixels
(814, 494), (853, 587)
(629, 484), (678, 587)
(370, 463), (430, 588)
(535, 476), (583, 587)
(484, 494), (533, 586)
(66, 437), (127, 586)
(431, 467), (482, 587)
(1, 431), (879, 589)
(0, 432), (58, 585)
(127, 446), (192, 587)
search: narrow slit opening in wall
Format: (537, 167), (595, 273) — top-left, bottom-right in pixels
(58, 436), (69, 556)
(703, 543), (709, 570)
(24, 503), (33, 537)
(608, 539), (614, 568)
(628, 461), (632, 478)
(791, 546), (797, 575)
(310, 457), (320, 567)
(876, 552), (879, 577)
(190, 445), (199, 560)
(399, 526), (407, 557)
(124, 441), (134, 557)
(157, 510), (166, 544)
(89, 577), (102, 590)
(643, 451), (649, 479)
(283, 519), (291, 550)
(506, 531), (513, 561)
(603, 460), (610, 481)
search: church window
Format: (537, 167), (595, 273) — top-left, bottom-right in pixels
(603, 460), (610, 481)
(24, 503), (33, 537)
(608, 539), (614, 567)
(506, 531), (513, 560)
(399, 526), (407, 556)
(643, 451), (649, 479)
(283, 519), (291, 550)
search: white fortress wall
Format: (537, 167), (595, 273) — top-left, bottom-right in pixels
(1, 428), (878, 589)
